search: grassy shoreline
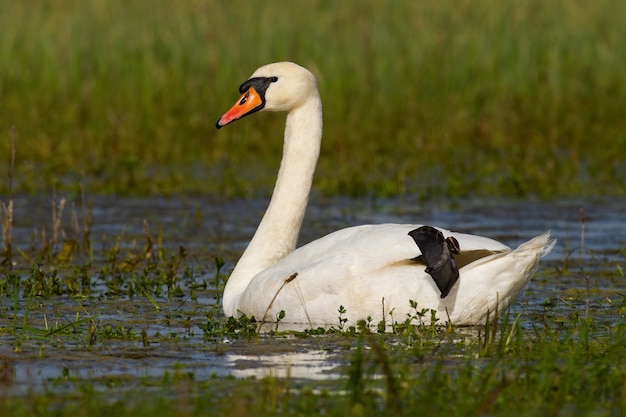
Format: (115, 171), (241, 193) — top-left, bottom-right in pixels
(1, 0), (625, 198)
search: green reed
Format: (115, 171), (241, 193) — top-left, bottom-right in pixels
(0, 0), (625, 198)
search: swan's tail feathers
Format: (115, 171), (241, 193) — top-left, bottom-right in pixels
(516, 231), (556, 257)
(408, 225), (460, 298)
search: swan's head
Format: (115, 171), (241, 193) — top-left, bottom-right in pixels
(216, 62), (318, 128)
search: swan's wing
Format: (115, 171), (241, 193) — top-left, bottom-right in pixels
(292, 223), (509, 265)
(239, 224), (511, 321)
(408, 225), (459, 298)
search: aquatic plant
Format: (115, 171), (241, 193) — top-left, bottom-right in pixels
(0, 193), (624, 416)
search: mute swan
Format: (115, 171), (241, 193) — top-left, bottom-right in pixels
(216, 62), (554, 326)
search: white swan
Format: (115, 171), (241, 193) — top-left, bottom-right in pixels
(216, 62), (554, 326)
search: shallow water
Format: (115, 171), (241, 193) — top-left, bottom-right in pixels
(1, 195), (625, 395)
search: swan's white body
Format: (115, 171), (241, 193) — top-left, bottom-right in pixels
(217, 62), (554, 326)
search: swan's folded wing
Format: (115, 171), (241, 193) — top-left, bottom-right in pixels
(408, 225), (459, 298)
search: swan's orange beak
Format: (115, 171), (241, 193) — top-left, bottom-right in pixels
(216, 87), (264, 129)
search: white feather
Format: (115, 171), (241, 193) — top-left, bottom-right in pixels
(218, 62), (555, 326)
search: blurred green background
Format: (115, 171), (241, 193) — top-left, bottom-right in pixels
(1, 0), (624, 199)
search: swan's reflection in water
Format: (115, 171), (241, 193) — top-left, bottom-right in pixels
(226, 349), (341, 380)
(225, 321), (342, 380)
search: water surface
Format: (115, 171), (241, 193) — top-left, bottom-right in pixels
(1, 195), (624, 395)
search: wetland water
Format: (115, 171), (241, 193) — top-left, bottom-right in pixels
(1, 195), (625, 395)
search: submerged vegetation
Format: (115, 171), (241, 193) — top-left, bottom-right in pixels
(1, 0), (626, 198)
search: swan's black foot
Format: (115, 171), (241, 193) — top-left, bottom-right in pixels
(408, 226), (460, 298)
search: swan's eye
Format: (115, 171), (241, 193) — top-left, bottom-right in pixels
(239, 92), (249, 105)
(270, 76), (278, 83)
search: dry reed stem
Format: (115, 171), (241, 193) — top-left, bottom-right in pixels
(258, 272), (298, 329)
(1, 127), (16, 267)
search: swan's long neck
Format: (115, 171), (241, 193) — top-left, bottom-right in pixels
(223, 93), (322, 315)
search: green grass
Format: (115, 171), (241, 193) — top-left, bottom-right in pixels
(1, 0), (625, 198)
